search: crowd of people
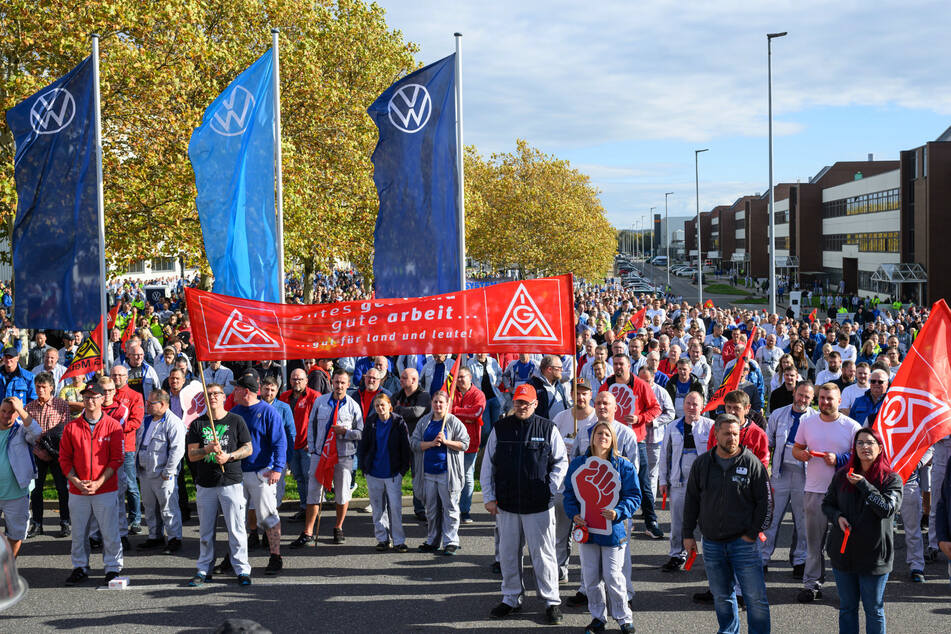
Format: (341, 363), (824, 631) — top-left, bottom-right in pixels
(0, 274), (948, 633)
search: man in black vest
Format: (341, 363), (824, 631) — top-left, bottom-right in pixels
(480, 383), (569, 625)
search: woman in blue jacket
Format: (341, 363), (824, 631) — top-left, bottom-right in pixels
(563, 421), (641, 634)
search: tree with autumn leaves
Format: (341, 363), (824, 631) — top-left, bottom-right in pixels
(465, 140), (616, 282)
(1, 2), (614, 295)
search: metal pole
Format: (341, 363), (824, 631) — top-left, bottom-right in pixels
(91, 34), (108, 368)
(695, 149), (708, 306)
(767, 31), (787, 316)
(272, 28), (287, 389)
(665, 192), (673, 291)
(454, 33), (466, 292)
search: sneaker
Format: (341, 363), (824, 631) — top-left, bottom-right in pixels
(27, 521), (41, 538)
(138, 537), (165, 550)
(490, 602), (520, 618)
(186, 572), (209, 587)
(332, 528), (346, 544)
(163, 538), (182, 554)
(358, 504), (372, 514)
(792, 563), (805, 579)
(58, 523), (71, 538)
(584, 618), (606, 634)
(565, 591), (588, 608)
(394, 543), (409, 553)
(619, 624), (635, 634)
(443, 545), (458, 556)
(645, 524), (664, 540)
(64, 567), (88, 586)
(376, 541), (390, 552)
(247, 532), (261, 550)
(660, 556), (685, 572)
(491, 561), (502, 574)
(104, 571), (120, 585)
(290, 533), (315, 549)
(265, 554), (283, 576)
(460, 513), (474, 524)
(213, 555), (233, 575)
(797, 588), (821, 603)
(289, 509), (306, 521)
(418, 542), (437, 553)
(558, 569), (569, 584)
(546, 605), (563, 625)
(237, 574), (252, 586)
(910, 570), (925, 583)
(692, 590), (714, 604)
(128, 523), (143, 535)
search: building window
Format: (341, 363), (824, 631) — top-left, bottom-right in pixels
(735, 218), (746, 229)
(152, 257), (176, 272)
(822, 189), (898, 218)
(126, 260), (145, 274)
(775, 236), (789, 250)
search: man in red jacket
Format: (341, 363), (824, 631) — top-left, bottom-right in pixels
(109, 364), (144, 532)
(452, 368), (485, 524)
(279, 368), (320, 520)
(59, 383), (125, 586)
(600, 353), (663, 538)
(100, 377), (132, 549)
(705, 390), (770, 468)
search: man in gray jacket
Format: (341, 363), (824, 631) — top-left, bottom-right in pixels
(136, 388), (186, 554)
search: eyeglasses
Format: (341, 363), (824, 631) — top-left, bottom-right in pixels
(869, 379), (886, 385)
(147, 400), (163, 406)
(855, 440), (878, 447)
(207, 392), (225, 398)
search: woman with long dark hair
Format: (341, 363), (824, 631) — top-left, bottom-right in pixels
(790, 340), (815, 382)
(821, 427), (902, 634)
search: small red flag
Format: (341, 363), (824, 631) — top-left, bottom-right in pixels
(618, 307), (646, 338)
(62, 317), (104, 382)
(808, 308), (817, 323)
(703, 332), (755, 413)
(703, 299), (714, 309)
(120, 307), (137, 347)
(314, 401), (341, 491)
(106, 304), (119, 331)
(872, 299), (951, 482)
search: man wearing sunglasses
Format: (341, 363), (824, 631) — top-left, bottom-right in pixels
(848, 369), (889, 428)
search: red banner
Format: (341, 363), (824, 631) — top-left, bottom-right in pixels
(184, 275), (575, 361)
(873, 299), (951, 482)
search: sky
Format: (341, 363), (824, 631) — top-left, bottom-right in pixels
(374, 0), (951, 230)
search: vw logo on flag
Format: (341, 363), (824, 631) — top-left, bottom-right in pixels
(29, 88), (76, 135)
(388, 84), (432, 133)
(210, 85), (256, 136)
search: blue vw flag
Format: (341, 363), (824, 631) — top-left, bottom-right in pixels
(189, 50), (279, 303)
(6, 56), (101, 330)
(368, 54), (459, 298)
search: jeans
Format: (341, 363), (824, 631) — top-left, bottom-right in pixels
(459, 452), (478, 515)
(122, 451), (141, 525)
(483, 397), (502, 447)
(286, 447), (310, 511)
(637, 442), (657, 528)
(832, 569), (888, 634)
(703, 537), (770, 634)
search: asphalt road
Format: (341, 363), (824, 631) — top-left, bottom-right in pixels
(629, 261), (767, 309)
(4, 499), (949, 633)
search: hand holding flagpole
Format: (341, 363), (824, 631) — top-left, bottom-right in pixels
(197, 360), (225, 473)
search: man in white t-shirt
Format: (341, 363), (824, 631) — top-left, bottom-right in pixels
(814, 351), (842, 386)
(792, 383), (860, 603)
(831, 333), (857, 364)
(839, 362), (870, 415)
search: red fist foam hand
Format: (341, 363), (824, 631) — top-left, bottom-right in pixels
(609, 383), (635, 425)
(573, 458), (621, 533)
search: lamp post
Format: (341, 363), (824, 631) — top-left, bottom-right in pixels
(695, 149), (708, 306)
(665, 192), (674, 291)
(768, 31), (787, 316)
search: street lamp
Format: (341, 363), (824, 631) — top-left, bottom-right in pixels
(768, 31), (787, 316)
(665, 192), (674, 291)
(695, 149), (708, 306)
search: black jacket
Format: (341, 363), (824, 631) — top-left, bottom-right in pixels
(683, 446), (769, 542)
(528, 375), (566, 420)
(822, 468), (903, 575)
(665, 376), (705, 403)
(357, 413), (412, 478)
(392, 387), (431, 433)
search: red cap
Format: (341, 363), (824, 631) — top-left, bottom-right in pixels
(513, 384), (537, 402)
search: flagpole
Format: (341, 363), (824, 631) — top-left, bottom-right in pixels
(197, 360), (225, 473)
(453, 33), (465, 292)
(272, 28), (288, 390)
(91, 34), (108, 368)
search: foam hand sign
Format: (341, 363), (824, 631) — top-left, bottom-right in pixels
(180, 382), (206, 428)
(571, 456), (621, 535)
(608, 383), (636, 425)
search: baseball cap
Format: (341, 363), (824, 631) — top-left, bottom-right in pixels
(2, 346), (18, 358)
(573, 378), (592, 392)
(512, 384), (537, 402)
(232, 369), (260, 391)
(80, 383), (106, 397)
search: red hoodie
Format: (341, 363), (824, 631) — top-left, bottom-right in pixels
(452, 386), (486, 454)
(59, 412), (124, 495)
(113, 384), (143, 452)
(279, 387), (320, 450)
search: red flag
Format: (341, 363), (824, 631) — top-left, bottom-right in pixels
(808, 308), (817, 323)
(703, 299), (714, 309)
(121, 307), (137, 347)
(442, 354), (465, 414)
(106, 304), (119, 331)
(314, 401), (341, 491)
(703, 332), (755, 413)
(62, 317), (104, 382)
(872, 299), (951, 482)
(618, 307), (646, 338)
